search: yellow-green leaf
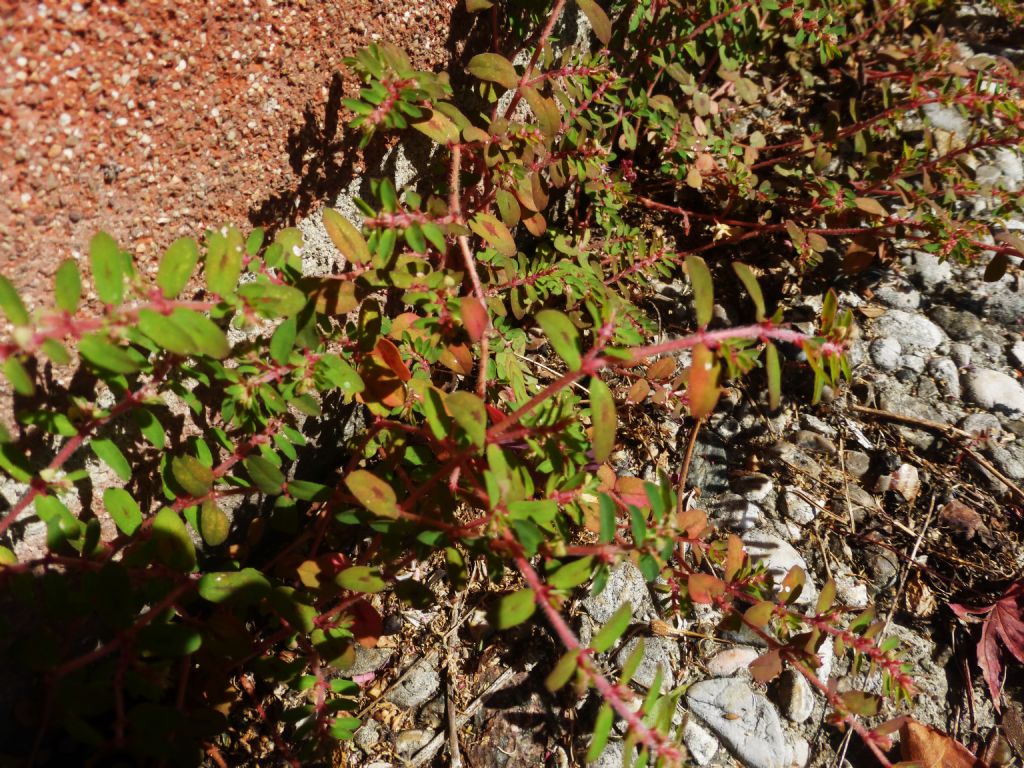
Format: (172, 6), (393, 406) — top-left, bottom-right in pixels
(469, 212), (517, 257)
(344, 469), (401, 519)
(152, 507), (196, 572)
(536, 309), (581, 371)
(766, 342), (781, 410)
(732, 262), (766, 321)
(55, 259), (81, 313)
(467, 53), (518, 89)
(577, 0), (612, 45)
(490, 588), (536, 630)
(686, 255), (714, 327)
(591, 602), (632, 653)
(172, 454), (213, 498)
(447, 390), (487, 447)
(322, 208), (370, 266)
(336, 565), (387, 593)
(103, 488), (143, 536)
(0, 275), (28, 326)
(157, 237), (200, 298)
(89, 231), (125, 306)
(589, 376), (616, 462)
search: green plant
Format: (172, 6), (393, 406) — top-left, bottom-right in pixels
(1, 0), (1021, 765)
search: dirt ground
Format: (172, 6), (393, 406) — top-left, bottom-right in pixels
(0, 0), (455, 305)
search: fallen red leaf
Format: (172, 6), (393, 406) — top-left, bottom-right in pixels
(899, 719), (988, 768)
(951, 581), (1024, 710)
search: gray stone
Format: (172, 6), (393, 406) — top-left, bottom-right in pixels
(776, 670), (814, 723)
(348, 647), (395, 677)
(928, 357), (961, 399)
(874, 283), (921, 310)
(365, 763), (394, 768)
(615, 636), (678, 692)
(950, 342), (973, 367)
(904, 250), (953, 288)
(1011, 340), (1024, 368)
(922, 102), (969, 136)
(792, 429), (837, 455)
(591, 741), (636, 768)
(781, 489), (817, 525)
(928, 305), (984, 342)
(869, 337), (901, 371)
(800, 413), (836, 437)
(843, 450), (872, 479)
(686, 679), (788, 768)
(867, 546), (900, 594)
(789, 734), (810, 767)
(987, 289), (1024, 327)
(682, 717), (719, 765)
(386, 657), (441, 709)
(961, 412), (1002, 437)
(901, 353), (926, 375)
(711, 493), (762, 532)
(731, 473), (775, 502)
(834, 571), (869, 609)
(987, 444), (1024, 481)
(688, 433), (731, 497)
(354, 720), (382, 752)
(395, 729), (434, 757)
(706, 646), (760, 677)
(742, 530), (817, 606)
(583, 562), (656, 623)
(831, 484), (878, 525)
(871, 310), (947, 353)
(768, 441), (818, 473)
(964, 368), (1024, 415)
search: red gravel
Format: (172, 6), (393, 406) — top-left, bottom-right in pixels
(0, 0), (455, 304)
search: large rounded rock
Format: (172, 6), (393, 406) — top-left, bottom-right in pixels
(964, 368), (1024, 415)
(686, 679), (788, 768)
(870, 309), (947, 353)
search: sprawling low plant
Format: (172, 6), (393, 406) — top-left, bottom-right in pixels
(2, 0), (1020, 765)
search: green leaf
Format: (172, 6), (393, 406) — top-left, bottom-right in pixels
(536, 309), (581, 371)
(467, 53), (519, 89)
(103, 488), (143, 536)
(198, 568), (271, 604)
(732, 262), (766, 321)
(89, 231), (125, 306)
(548, 556), (594, 590)
(170, 308), (229, 359)
(270, 316), (297, 364)
(288, 480), (330, 501)
(205, 226), (245, 296)
(245, 455), (285, 494)
(0, 546), (17, 566)
(138, 309), (197, 356)
(157, 237), (200, 298)
(136, 623), (202, 657)
(490, 588), (536, 630)
(91, 438), (132, 482)
(54, 259), (82, 313)
(199, 499), (230, 546)
(686, 255), (714, 327)
(79, 334), (140, 374)
(133, 408), (166, 449)
(151, 507), (197, 572)
(589, 376), (616, 463)
(336, 566), (386, 594)
(447, 391), (486, 447)
(598, 493), (616, 544)
(322, 208), (370, 266)
(3, 357), (34, 396)
(344, 469), (401, 519)
(239, 282), (307, 318)
(465, 0), (493, 10)
(41, 339), (70, 365)
(0, 275), (29, 326)
(171, 454), (213, 498)
(591, 602), (632, 653)
(545, 649), (580, 692)
(765, 342), (781, 410)
(469, 212), (517, 257)
(586, 703), (614, 762)
(576, 0), (612, 45)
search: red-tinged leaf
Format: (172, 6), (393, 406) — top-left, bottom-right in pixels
(627, 378), (651, 403)
(344, 470), (401, 519)
(522, 212), (547, 236)
(854, 196), (888, 218)
(779, 566), (806, 604)
(375, 338), (411, 383)
(749, 650), (782, 683)
(676, 508), (708, 538)
(687, 343), (721, 419)
(413, 109), (460, 145)
(576, 0), (612, 45)
(348, 598), (384, 649)
(688, 573), (725, 604)
(470, 212), (517, 256)
(646, 357), (676, 381)
(955, 580), (1024, 709)
(589, 376), (616, 463)
(614, 476), (650, 508)
(439, 342), (473, 375)
(460, 296), (489, 342)
(724, 534), (744, 582)
(899, 719), (988, 768)
(744, 600), (775, 629)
